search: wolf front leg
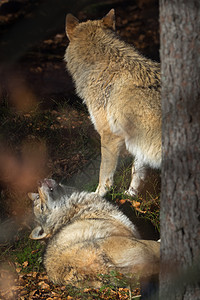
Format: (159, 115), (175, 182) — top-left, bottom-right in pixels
(96, 131), (124, 196)
(126, 158), (146, 197)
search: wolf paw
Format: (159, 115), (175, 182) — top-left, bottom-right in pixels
(124, 187), (138, 197)
(95, 184), (108, 197)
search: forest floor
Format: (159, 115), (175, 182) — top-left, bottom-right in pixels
(0, 0), (160, 299)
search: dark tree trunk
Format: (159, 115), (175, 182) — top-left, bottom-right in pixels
(159, 0), (200, 299)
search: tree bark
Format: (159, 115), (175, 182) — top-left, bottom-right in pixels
(159, 0), (200, 299)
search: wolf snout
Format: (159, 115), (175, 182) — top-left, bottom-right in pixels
(38, 178), (57, 189)
(37, 180), (43, 187)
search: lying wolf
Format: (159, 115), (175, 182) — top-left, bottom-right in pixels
(29, 179), (160, 288)
(64, 9), (161, 196)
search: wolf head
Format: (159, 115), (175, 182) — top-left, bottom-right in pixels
(29, 179), (140, 241)
(28, 179), (77, 240)
(65, 9), (115, 41)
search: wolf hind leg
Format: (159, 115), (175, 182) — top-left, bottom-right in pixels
(46, 242), (111, 288)
(96, 131), (124, 196)
(125, 158), (146, 197)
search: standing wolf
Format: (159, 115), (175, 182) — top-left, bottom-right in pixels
(64, 9), (161, 196)
(29, 178), (160, 288)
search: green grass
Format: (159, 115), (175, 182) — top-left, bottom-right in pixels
(88, 161), (161, 232)
(0, 234), (45, 273)
(136, 194), (160, 231)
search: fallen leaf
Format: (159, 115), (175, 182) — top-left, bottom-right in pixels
(29, 289), (37, 297)
(118, 199), (127, 204)
(22, 261), (28, 268)
(31, 249), (39, 254)
(38, 280), (50, 289)
(38, 273), (48, 280)
(32, 271), (38, 278)
(15, 267), (22, 273)
(51, 291), (61, 296)
(132, 200), (141, 208)
(135, 208), (146, 214)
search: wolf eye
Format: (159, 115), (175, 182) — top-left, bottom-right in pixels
(50, 188), (53, 192)
(36, 195), (40, 200)
(41, 204), (44, 212)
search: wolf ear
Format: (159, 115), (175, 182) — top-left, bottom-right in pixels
(29, 226), (48, 240)
(102, 9), (115, 30)
(65, 13), (79, 40)
(28, 193), (39, 201)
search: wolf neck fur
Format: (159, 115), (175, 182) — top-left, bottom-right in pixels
(43, 192), (139, 238)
